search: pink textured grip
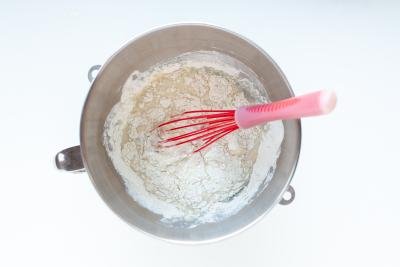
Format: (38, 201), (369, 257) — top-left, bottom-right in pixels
(235, 90), (337, 128)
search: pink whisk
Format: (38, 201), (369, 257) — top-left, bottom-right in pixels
(157, 90), (337, 152)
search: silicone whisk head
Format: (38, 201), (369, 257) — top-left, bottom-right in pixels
(157, 110), (238, 153)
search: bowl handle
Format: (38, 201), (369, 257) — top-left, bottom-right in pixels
(55, 146), (85, 172)
(279, 185), (295, 205)
(87, 65), (101, 82)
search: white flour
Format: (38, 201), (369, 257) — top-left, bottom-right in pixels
(104, 51), (284, 226)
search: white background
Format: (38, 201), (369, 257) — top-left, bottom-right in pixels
(1, 1), (399, 266)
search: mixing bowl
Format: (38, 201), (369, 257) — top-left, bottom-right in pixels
(55, 23), (301, 243)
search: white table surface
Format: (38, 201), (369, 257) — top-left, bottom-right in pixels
(1, 1), (399, 266)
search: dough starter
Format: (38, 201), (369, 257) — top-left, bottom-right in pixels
(104, 51), (284, 226)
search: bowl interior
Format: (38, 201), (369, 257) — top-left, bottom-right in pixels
(80, 24), (301, 243)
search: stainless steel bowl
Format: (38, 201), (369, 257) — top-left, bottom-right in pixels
(55, 24), (301, 244)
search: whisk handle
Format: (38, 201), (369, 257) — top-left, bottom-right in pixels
(235, 90), (336, 128)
